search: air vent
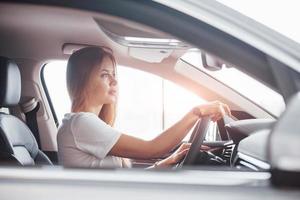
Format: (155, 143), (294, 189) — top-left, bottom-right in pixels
(223, 143), (235, 160)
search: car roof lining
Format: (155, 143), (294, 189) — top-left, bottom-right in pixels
(0, 2), (186, 63)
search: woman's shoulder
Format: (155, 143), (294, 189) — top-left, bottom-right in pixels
(64, 112), (98, 122)
(59, 112), (101, 129)
(70, 112), (109, 127)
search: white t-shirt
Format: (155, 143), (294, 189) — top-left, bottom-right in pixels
(57, 112), (128, 168)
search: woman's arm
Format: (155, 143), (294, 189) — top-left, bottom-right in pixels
(109, 101), (230, 159)
(109, 109), (197, 159)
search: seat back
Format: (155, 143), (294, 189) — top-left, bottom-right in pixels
(0, 56), (52, 165)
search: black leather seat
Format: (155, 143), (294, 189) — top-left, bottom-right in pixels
(0, 56), (52, 165)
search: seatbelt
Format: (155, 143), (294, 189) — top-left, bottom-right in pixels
(20, 97), (41, 148)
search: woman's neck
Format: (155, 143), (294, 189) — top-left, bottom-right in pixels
(75, 104), (103, 116)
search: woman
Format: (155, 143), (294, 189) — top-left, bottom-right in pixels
(57, 46), (231, 168)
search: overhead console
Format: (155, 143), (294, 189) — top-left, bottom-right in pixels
(94, 18), (189, 63)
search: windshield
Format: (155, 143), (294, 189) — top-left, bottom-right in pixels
(216, 0), (300, 44)
(181, 50), (285, 117)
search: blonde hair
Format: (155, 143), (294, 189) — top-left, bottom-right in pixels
(66, 46), (117, 126)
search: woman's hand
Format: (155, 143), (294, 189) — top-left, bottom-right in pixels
(153, 143), (211, 168)
(193, 101), (231, 122)
(155, 143), (191, 168)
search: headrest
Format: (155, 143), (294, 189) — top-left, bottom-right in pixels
(0, 57), (21, 106)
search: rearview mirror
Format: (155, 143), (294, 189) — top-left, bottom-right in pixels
(201, 52), (224, 71)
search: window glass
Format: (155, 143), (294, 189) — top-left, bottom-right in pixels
(114, 66), (163, 140)
(181, 50), (285, 116)
(43, 61), (70, 123)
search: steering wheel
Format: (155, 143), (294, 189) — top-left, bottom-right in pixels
(177, 116), (211, 168)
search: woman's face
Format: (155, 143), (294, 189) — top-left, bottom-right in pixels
(86, 56), (118, 106)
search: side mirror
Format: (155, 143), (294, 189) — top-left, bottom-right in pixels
(269, 92), (300, 187)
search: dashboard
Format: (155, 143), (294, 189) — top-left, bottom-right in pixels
(225, 119), (276, 170)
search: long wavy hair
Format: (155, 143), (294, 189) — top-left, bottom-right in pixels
(66, 46), (117, 126)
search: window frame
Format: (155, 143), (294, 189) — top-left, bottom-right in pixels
(40, 63), (59, 127)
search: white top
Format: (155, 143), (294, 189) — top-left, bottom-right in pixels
(57, 112), (127, 168)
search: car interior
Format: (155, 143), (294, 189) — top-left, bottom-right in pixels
(0, 1), (299, 173)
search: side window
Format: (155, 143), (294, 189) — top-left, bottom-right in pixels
(43, 62), (218, 140)
(43, 61), (70, 123)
